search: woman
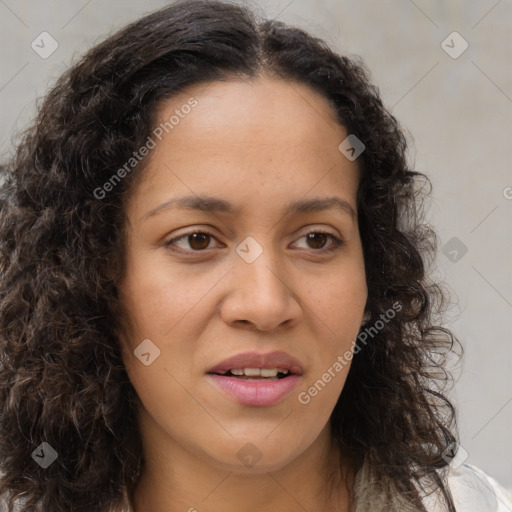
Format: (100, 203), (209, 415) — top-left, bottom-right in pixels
(0, 1), (510, 511)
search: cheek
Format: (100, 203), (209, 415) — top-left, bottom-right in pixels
(300, 265), (367, 400)
(307, 267), (367, 338)
(116, 258), (208, 384)
(119, 257), (203, 339)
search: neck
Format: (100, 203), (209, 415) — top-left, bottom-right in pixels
(130, 410), (354, 512)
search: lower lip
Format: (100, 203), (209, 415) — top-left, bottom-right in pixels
(206, 374), (301, 406)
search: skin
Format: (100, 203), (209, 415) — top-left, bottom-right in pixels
(117, 74), (368, 512)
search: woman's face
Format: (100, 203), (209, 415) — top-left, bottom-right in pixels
(117, 75), (368, 474)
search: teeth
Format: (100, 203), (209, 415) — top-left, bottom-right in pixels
(244, 368), (263, 377)
(222, 368), (290, 377)
(260, 368), (278, 377)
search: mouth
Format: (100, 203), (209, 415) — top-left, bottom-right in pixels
(207, 350), (303, 376)
(209, 367), (294, 380)
(206, 351), (303, 406)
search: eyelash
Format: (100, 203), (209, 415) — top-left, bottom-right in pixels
(164, 229), (344, 255)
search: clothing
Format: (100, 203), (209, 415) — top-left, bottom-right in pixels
(352, 459), (512, 512)
(425, 463), (512, 511)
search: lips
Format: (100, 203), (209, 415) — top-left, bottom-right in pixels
(206, 351), (303, 407)
(207, 351), (303, 376)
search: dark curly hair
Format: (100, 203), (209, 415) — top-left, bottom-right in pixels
(0, 1), (462, 511)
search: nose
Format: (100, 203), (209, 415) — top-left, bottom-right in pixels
(220, 242), (303, 332)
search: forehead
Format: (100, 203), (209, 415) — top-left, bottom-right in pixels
(127, 75), (360, 220)
(152, 75), (343, 153)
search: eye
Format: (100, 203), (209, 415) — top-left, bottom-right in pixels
(164, 229), (344, 253)
(293, 230), (344, 253)
(165, 231), (220, 252)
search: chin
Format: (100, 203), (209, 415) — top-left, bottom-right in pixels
(199, 439), (301, 474)
(214, 452), (297, 475)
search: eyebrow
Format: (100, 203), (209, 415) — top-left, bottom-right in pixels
(142, 195), (356, 223)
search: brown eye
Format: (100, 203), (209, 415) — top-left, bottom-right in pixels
(294, 230), (344, 253)
(166, 231), (217, 251)
(305, 232), (329, 249)
(187, 233), (211, 250)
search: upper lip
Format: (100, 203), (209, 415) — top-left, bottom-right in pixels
(207, 351), (303, 375)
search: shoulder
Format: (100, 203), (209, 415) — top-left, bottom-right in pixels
(447, 463), (512, 511)
(423, 463), (512, 512)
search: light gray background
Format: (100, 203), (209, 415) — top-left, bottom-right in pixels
(1, 0), (511, 489)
